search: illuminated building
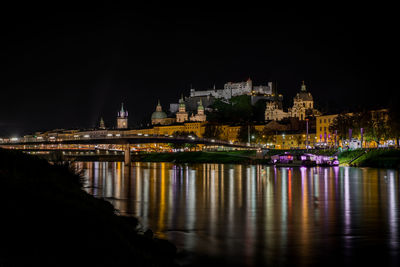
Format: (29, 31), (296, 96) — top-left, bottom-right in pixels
(176, 95), (189, 123)
(288, 81), (320, 120)
(117, 103), (128, 129)
(169, 79), (281, 115)
(316, 114), (338, 145)
(371, 109), (389, 122)
(189, 100), (207, 122)
(316, 109), (391, 147)
(151, 100), (175, 125)
(265, 81), (320, 121)
(126, 122), (206, 138)
(189, 78), (273, 99)
(265, 101), (288, 121)
(274, 131), (317, 149)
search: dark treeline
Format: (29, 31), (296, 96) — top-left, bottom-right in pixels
(206, 95), (266, 124)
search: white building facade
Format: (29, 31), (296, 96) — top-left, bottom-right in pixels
(189, 78), (273, 100)
(265, 101), (288, 121)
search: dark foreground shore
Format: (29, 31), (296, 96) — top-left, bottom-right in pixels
(0, 149), (177, 267)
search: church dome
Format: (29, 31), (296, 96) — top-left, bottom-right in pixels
(297, 91), (313, 101)
(151, 111), (167, 120)
(296, 81), (313, 101)
(151, 100), (167, 120)
(197, 99), (204, 110)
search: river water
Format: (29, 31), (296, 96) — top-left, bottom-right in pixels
(78, 162), (400, 266)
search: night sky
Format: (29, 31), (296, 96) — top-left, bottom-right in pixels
(1, 4), (398, 136)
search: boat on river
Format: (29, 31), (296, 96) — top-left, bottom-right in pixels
(271, 152), (339, 167)
(315, 155), (340, 166)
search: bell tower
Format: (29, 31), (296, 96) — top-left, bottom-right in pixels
(176, 95), (188, 123)
(117, 103), (128, 129)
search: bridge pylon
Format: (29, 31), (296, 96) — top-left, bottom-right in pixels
(124, 144), (131, 166)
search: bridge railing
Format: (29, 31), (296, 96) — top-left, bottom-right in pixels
(1, 133), (258, 148)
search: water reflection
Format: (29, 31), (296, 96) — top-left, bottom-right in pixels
(78, 162), (400, 267)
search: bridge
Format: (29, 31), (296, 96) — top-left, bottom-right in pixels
(0, 134), (257, 165)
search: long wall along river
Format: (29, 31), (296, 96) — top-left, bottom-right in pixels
(77, 162), (400, 266)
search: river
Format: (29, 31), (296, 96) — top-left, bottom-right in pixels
(77, 162), (399, 266)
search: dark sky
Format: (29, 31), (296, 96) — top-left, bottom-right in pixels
(1, 3), (398, 136)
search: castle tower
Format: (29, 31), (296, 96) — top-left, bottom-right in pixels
(176, 95), (188, 123)
(99, 117), (106, 129)
(117, 103), (128, 129)
(246, 77), (252, 86)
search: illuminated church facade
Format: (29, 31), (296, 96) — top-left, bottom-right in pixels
(265, 82), (321, 121)
(117, 103), (128, 129)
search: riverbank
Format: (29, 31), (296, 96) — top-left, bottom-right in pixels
(134, 148), (400, 168)
(133, 151), (263, 164)
(339, 149), (400, 168)
(267, 148), (400, 168)
(0, 148), (177, 267)
(34, 147), (400, 168)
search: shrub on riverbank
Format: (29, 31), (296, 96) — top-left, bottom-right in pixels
(0, 149), (176, 267)
(337, 149), (366, 164)
(336, 148), (400, 168)
(350, 149), (400, 168)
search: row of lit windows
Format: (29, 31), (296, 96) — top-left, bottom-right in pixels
(319, 118), (333, 124)
(282, 141), (309, 145)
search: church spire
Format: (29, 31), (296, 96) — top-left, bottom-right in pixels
(179, 94), (185, 106)
(156, 99), (162, 112)
(117, 103), (128, 129)
(99, 117), (105, 129)
(118, 103), (128, 118)
(301, 81), (306, 91)
(198, 99), (204, 110)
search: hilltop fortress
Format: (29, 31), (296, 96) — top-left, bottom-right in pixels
(146, 79), (320, 126)
(169, 78), (281, 115)
(189, 78), (273, 99)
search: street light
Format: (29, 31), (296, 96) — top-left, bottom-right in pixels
(306, 118), (309, 151)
